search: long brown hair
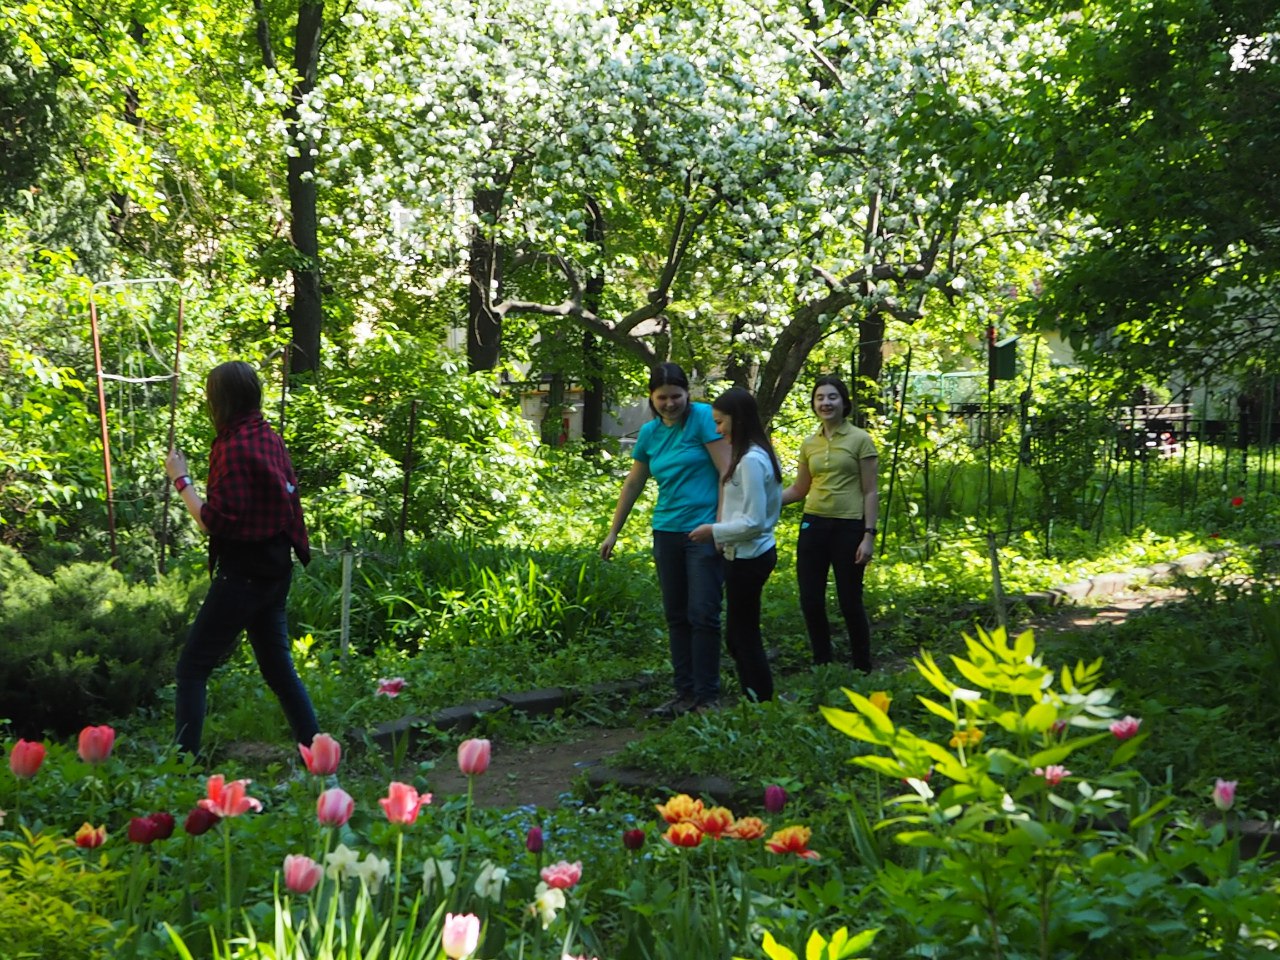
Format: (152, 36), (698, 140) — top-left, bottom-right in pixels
(205, 361), (262, 432)
(647, 361), (693, 426)
(713, 387), (781, 484)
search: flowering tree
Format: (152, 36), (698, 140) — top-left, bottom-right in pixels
(312, 0), (1072, 421)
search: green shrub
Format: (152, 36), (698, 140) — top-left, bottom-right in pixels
(0, 545), (194, 736)
(0, 829), (119, 960)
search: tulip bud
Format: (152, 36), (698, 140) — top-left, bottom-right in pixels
(457, 738), (491, 777)
(525, 825), (544, 853)
(184, 806), (221, 836)
(623, 828), (646, 851)
(764, 784), (787, 814)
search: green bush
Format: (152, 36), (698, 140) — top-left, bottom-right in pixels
(0, 545), (194, 736)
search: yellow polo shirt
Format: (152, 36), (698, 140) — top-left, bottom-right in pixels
(799, 421), (878, 519)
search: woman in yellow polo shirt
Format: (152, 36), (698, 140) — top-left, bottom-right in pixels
(781, 375), (879, 671)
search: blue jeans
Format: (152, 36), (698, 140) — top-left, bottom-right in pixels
(796, 514), (872, 670)
(175, 569), (319, 756)
(652, 531), (723, 703)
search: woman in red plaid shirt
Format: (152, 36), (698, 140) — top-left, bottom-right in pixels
(165, 361), (320, 757)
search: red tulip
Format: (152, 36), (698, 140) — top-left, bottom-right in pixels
(316, 786), (355, 826)
(1231, 496), (1244, 507)
(622, 828), (646, 851)
(457, 738), (491, 776)
(299, 733), (341, 775)
(765, 825), (821, 860)
(379, 781), (430, 825)
(283, 854), (323, 894)
(184, 806), (221, 836)
(197, 774), (262, 818)
(128, 812), (175, 844)
(539, 859), (583, 890)
(77, 725), (116, 765)
(74, 823), (107, 849)
(8, 739), (45, 779)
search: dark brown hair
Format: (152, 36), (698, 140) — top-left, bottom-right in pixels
(205, 360), (262, 432)
(713, 387), (781, 484)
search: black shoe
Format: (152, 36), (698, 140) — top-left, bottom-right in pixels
(650, 695), (697, 719)
(690, 698), (722, 714)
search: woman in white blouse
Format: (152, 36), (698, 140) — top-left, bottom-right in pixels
(690, 387), (782, 704)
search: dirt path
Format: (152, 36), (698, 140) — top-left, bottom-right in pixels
(422, 587), (1188, 810)
(425, 726), (646, 810)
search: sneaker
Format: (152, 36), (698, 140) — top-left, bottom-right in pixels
(690, 698), (722, 714)
(649, 695), (697, 719)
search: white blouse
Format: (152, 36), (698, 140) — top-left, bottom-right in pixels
(711, 444), (781, 560)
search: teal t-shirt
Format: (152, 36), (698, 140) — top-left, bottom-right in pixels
(632, 402), (721, 533)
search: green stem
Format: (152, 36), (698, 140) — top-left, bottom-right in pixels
(391, 828), (404, 940)
(453, 777), (475, 913)
(223, 821), (233, 945)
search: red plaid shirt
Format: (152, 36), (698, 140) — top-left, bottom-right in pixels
(201, 412), (311, 571)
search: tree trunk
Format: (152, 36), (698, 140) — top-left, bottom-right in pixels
(109, 21), (146, 237)
(580, 197), (606, 447)
(468, 187), (503, 371)
(286, 3), (325, 375)
(856, 308), (886, 419)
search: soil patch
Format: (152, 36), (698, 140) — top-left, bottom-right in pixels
(425, 726), (646, 810)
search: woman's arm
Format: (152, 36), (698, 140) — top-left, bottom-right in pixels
(600, 459), (651, 560)
(704, 436), (730, 478)
(165, 448), (209, 534)
(855, 455), (879, 565)
(780, 456), (812, 507)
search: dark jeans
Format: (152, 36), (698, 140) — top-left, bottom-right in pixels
(652, 530), (723, 704)
(724, 547), (776, 702)
(796, 514), (872, 670)
(175, 569), (319, 756)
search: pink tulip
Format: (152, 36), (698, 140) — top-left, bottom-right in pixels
(526, 825), (544, 853)
(299, 733), (341, 775)
(316, 787), (355, 826)
(197, 774), (262, 818)
(764, 784), (787, 814)
(379, 781), (430, 825)
(1109, 716), (1141, 740)
(1035, 765), (1071, 787)
(441, 912), (481, 959)
(77, 725), (116, 764)
(376, 677), (406, 697)
(1212, 778), (1237, 812)
(283, 853), (323, 894)
(8, 739), (45, 779)
(457, 738), (491, 776)
(540, 860), (583, 890)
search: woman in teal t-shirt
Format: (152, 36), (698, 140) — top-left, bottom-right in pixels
(601, 363), (729, 717)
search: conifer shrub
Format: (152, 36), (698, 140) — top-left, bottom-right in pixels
(0, 545), (192, 736)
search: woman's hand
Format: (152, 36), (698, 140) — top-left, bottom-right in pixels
(688, 524), (715, 544)
(855, 533), (874, 565)
(599, 532), (619, 561)
(165, 448), (189, 482)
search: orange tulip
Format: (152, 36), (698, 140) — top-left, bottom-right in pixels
(765, 825), (820, 860)
(695, 806), (736, 839)
(655, 793), (703, 824)
(662, 822), (703, 848)
(74, 823), (107, 849)
(727, 816), (766, 841)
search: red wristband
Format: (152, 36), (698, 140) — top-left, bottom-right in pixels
(174, 475), (192, 493)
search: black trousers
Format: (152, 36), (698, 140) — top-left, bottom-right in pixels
(723, 547), (777, 702)
(796, 514), (872, 670)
